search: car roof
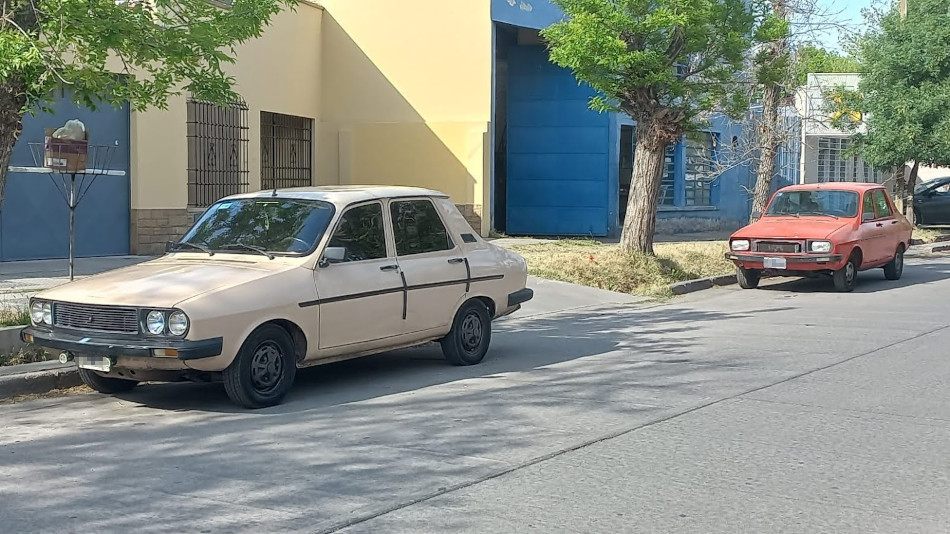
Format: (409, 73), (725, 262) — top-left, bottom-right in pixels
(778, 182), (886, 193)
(221, 185), (450, 205)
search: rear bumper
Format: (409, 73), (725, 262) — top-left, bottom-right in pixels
(508, 288), (535, 307)
(725, 253), (845, 270)
(21, 327), (223, 361)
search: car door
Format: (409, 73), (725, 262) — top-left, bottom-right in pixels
(858, 190), (887, 265)
(313, 201), (404, 349)
(919, 181), (950, 224)
(871, 189), (900, 264)
(389, 197), (468, 335)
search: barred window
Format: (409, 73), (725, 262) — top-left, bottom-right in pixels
(187, 99), (249, 208)
(684, 131), (716, 206)
(659, 147), (676, 206)
(261, 112), (314, 191)
(817, 137), (885, 184)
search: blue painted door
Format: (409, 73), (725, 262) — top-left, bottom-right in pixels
(506, 45), (610, 236)
(1, 92), (131, 260)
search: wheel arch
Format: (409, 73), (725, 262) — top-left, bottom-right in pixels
(246, 319), (308, 364)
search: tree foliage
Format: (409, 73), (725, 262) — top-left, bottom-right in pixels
(1, 0), (294, 113)
(792, 43), (862, 88)
(541, 0), (757, 253)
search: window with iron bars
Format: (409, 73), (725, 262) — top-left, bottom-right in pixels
(186, 98), (249, 208)
(261, 112), (314, 191)
(816, 137), (886, 183)
(659, 147), (676, 205)
(684, 131), (717, 206)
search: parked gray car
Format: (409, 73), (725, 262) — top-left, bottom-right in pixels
(914, 177), (950, 226)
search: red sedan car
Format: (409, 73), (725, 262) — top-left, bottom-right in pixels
(725, 183), (913, 292)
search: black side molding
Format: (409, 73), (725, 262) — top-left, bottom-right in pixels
(507, 288), (534, 307)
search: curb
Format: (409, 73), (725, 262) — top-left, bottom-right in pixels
(0, 364), (80, 400)
(933, 244), (950, 253)
(911, 235), (950, 246)
(670, 273), (737, 295)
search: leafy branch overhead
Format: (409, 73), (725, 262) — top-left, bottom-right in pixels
(0, 0), (296, 114)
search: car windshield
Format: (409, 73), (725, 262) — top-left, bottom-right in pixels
(764, 190), (859, 218)
(916, 179), (950, 194)
(179, 198), (336, 255)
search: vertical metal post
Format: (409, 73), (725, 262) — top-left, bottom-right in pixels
(69, 173), (76, 281)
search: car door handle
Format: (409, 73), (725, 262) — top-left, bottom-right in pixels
(447, 258), (465, 264)
(891, 220), (899, 224)
(875, 223), (884, 227)
(379, 264), (399, 272)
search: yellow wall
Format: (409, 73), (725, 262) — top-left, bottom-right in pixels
(318, 0), (493, 234)
(130, 4), (324, 210)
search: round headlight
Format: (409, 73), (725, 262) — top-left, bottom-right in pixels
(731, 239), (751, 251)
(146, 311), (166, 335)
(30, 301), (45, 324)
(42, 302), (52, 325)
(168, 311), (189, 336)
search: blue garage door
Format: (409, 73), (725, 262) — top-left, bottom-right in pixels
(1, 94), (130, 260)
(506, 45), (610, 236)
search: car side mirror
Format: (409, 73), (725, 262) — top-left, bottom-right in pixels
(751, 210), (762, 221)
(862, 212), (875, 222)
(319, 246), (346, 267)
(164, 241), (177, 253)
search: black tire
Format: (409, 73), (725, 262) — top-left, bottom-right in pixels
(914, 209), (923, 227)
(78, 367), (138, 394)
(736, 267), (761, 289)
(441, 300), (492, 366)
(884, 245), (905, 281)
(833, 253), (859, 292)
(223, 324), (297, 409)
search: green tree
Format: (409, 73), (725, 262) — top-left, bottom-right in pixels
(792, 43), (862, 86)
(835, 0), (950, 223)
(542, 0), (756, 254)
(0, 0), (294, 206)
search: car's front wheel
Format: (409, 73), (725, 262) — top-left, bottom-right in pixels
(833, 253), (859, 292)
(223, 324), (297, 409)
(884, 245), (905, 281)
(441, 300), (492, 366)
(78, 368), (139, 394)
(736, 267), (761, 289)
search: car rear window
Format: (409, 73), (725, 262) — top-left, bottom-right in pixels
(765, 190), (859, 218)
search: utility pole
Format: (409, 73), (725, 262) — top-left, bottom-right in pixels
(899, 0), (907, 18)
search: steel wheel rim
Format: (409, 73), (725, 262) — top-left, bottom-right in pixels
(896, 251), (904, 274)
(460, 312), (483, 353)
(846, 262), (856, 284)
(250, 341), (284, 394)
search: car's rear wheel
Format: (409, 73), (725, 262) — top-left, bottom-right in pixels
(884, 245), (905, 281)
(914, 209), (924, 227)
(736, 267), (761, 289)
(223, 324), (297, 409)
(833, 253), (859, 292)
(441, 300), (492, 366)
(78, 367), (138, 394)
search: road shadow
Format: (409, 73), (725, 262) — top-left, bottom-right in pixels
(756, 258), (950, 294)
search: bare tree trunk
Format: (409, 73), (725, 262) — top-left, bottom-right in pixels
(750, 81), (782, 219)
(906, 160), (920, 225)
(619, 123), (668, 255)
(0, 80), (27, 215)
(749, 0), (788, 221)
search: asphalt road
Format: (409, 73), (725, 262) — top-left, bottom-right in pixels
(3, 260), (950, 533)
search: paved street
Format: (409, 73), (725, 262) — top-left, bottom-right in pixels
(3, 259), (950, 533)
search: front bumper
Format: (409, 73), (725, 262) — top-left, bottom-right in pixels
(725, 252), (844, 269)
(21, 327), (223, 361)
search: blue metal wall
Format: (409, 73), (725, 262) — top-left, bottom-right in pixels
(506, 45), (611, 236)
(1, 92), (131, 260)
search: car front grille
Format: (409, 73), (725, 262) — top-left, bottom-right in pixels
(53, 302), (139, 334)
(754, 240), (802, 254)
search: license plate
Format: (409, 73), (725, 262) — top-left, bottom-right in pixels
(76, 355), (111, 372)
(763, 257), (787, 270)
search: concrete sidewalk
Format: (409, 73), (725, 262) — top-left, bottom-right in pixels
(0, 256), (153, 308)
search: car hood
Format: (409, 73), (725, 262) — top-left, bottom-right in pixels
(734, 217), (853, 240)
(35, 256), (300, 308)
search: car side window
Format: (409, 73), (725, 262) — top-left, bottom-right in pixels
(872, 190), (892, 218)
(390, 199), (454, 256)
(326, 202), (387, 262)
(862, 192), (875, 220)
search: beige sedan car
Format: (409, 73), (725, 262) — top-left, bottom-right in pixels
(22, 186), (533, 408)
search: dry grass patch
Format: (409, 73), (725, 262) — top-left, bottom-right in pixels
(913, 227), (950, 244)
(511, 239), (733, 298)
(0, 346), (52, 367)
(0, 307), (29, 327)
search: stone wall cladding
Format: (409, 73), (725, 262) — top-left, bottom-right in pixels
(131, 208), (205, 255)
(455, 204), (483, 235)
